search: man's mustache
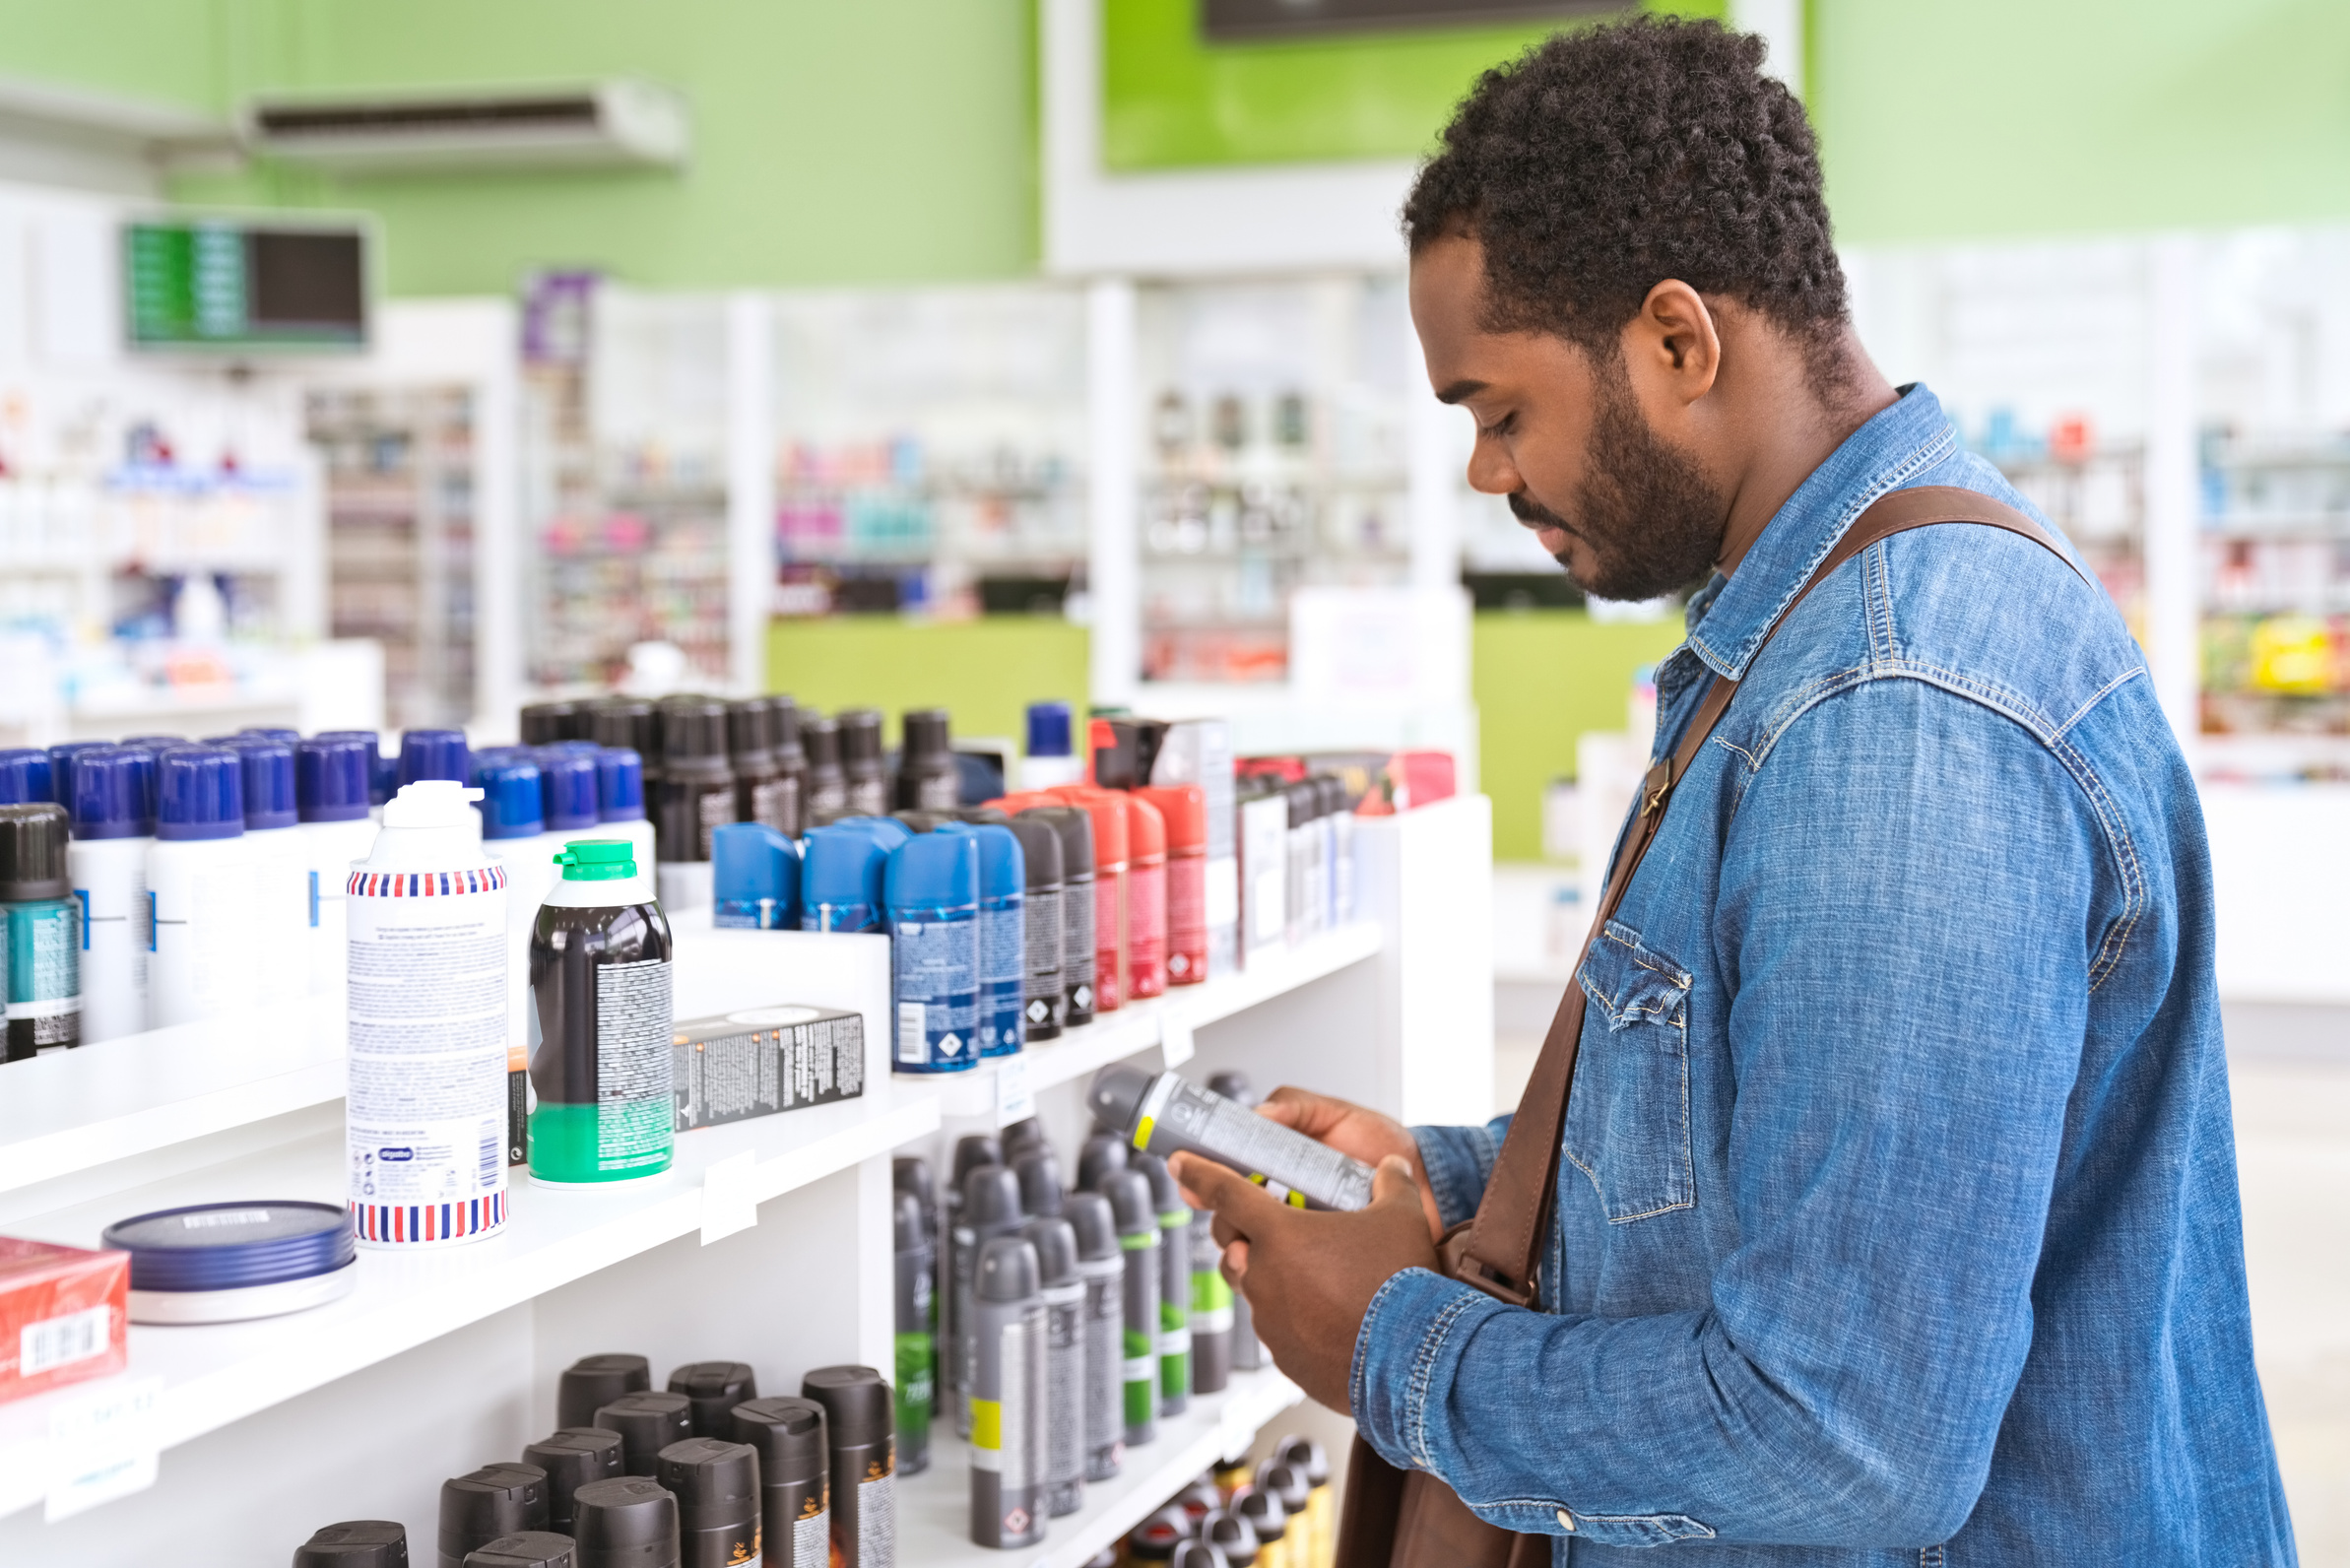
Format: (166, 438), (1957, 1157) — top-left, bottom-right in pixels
(1508, 490), (1571, 532)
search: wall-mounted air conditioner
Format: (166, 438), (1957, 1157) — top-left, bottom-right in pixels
(242, 80), (688, 173)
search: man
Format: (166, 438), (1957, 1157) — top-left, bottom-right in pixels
(1173, 17), (2295, 1564)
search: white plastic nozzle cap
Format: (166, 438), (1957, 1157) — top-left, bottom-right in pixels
(383, 779), (485, 828)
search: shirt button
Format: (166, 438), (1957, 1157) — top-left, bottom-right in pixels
(1556, 1509), (1576, 1533)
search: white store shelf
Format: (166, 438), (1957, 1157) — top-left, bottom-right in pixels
(0, 1084), (938, 1521)
(897, 1366), (1304, 1568)
(910, 921), (1384, 1122)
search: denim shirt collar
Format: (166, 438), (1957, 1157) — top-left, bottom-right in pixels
(1684, 384), (1959, 680)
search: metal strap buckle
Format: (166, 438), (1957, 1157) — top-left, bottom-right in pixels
(1638, 759), (1672, 818)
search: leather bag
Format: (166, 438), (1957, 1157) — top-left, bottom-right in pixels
(1334, 488), (2088, 1568)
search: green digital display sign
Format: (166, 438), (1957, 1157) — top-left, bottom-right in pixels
(125, 221), (366, 353)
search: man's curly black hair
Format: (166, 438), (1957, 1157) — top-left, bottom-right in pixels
(1405, 15), (1850, 386)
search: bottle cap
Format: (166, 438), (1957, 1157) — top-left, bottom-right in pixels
(963, 1163), (1022, 1229)
(883, 830), (978, 914)
(731, 1396), (828, 1485)
(1029, 796), (1112, 871)
(836, 709), (882, 764)
(1275, 1434), (1331, 1485)
(1206, 1072), (1257, 1108)
(768, 697), (804, 762)
(1001, 1116), (1046, 1157)
(893, 1154), (936, 1220)
(833, 815), (911, 849)
(712, 821), (796, 910)
(1236, 1486), (1286, 1538)
(294, 1521), (411, 1567)
(1065, 1191), (1118, 1263)
(663, 693), (741, 777)
(1076, 1133), (1130, 1194)
(519, 701), (581, 746)
(1086, 1063), (1153, 1141)
(317, 731), (392, 806)
(220, 736), (297, 830)
(1130, 1506), (1193, 1559)
(1259, 1460), (1310, 1513)
(936, 821), (1022, 902)
(802, 714), (839, 769)
(1026, 701), (1074, 759)
(557, 1353), (651, 1430)
(1002, 817), (1063, 892)
(1124, 793), (1165, 866)
(978, 1233), (1041, 1303)
(295, 736), (372, 823)
(476, 753), (546, 840)
(45, 741), (109, 811)
(537, 747), (601, 832)
(800, 1363), (893, 1448)
(70, 748), (155, 839)
(398, 728), (471, 786)
(1013, 1148), (1064, 1218)
(655, 1435), (760, 1519)
(894, 1190), (929, 1253)
(464, 1533), (576, 1568)
(595, 748), (646, 823)
(570, 1476), (680, 1567)
(1177, 1480), (1223, 1523)
(901, 708), (950, 761)
(1169, 1542), (1227, 1568)
(726, 698), (774, 763)
(951, 1135), (1004, 1193)
(588, 699), (660, 764)
(595, 1391), (693, 1475)
(799, 827), (887, 932)
(1206, 1509), (1261, 1566)
(1022, 1215), (1077, 1287)
(523, 1428), (625, 1531)
(1101, 1168), (1157, 1236)
(667, 1362), (759, 1439)
(156, 746), (245, 840)
(383, 778), (484, 830)
(555, 840), (639, 882)
(439, 1463), (552, 1562)
(0, 748), (54, 806)
(1135, 1151), (1186, 1219)
(1135, 784), (1206, 854)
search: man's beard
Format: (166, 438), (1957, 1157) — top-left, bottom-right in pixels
(1510, 372), (1727, 603)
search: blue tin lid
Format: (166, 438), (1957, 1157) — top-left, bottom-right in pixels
(71, 747), (155, 839)
(938, 821), (1023, 902)
(800, 826), (887, 933)
(536, 746), (600, 832)
(597, 747), (646, 823)
(886, 829), (980, 914)
(398, 728), (471, 786)
(833, 815), (913, 850)
(1026, 701), (1074, 759)
(474, 751), (545, 840)
(239, 727), (301, 744)
(0, 748), (55, 806)
(157, 747), (245, 840)
(101, 1201), (354, 1292)
(46, 742), (111, 811)
(713, 820), (800, 910)
(220, 736), (298, 830)
(296, 736), (373, 823)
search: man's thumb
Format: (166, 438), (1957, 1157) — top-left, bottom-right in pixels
(1370, 1154), (1420, 1210)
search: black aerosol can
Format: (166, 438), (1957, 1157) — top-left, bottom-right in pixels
(801, 1364), (895, 1568)
(656, 1437), (761, 1568)
(732, 1397), (830, 1568)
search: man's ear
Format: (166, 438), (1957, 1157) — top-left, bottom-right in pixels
(1625, 279), (1722, 407)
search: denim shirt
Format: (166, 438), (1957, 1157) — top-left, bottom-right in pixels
(1362, 386), (2296, 1564)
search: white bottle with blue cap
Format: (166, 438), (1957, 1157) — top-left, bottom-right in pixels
(477, 751), (553, 1067)
(296, 735), (380, 996)
(148, 745), (263, 1027)
(887, 829), (981, 1073)
(67, 747), (155, 1043)
(595, 746), (659, 904)
(1019, 702), (1084, 792)
(536, 743), (605, 865)
(220, 736), (310, 1008)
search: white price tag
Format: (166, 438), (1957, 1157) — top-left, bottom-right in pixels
(700, 1150), (760, 1246)
(1159, 1013), (1196, 1070)
(995, 1056), (1034, 1127)
(46, 1375), (162, 1522)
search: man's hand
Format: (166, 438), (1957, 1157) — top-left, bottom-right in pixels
(1257, 1086), (1445, 1241)
(1170, 1150), (1439, 1412)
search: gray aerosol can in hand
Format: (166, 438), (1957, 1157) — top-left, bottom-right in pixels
(970, 1235), (1047, 1550)
(1021, 1215), (1086, 1517)
(1087, 1063), (1374, 1212)
(1098, 1168), (1160, 1448)
(1064, 1191), (1125, 1482)
(1133, 1153), (1192, 1417)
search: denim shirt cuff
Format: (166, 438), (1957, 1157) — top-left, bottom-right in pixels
(1351, 1266), (1491, 1473)
(1411, 1121), (1504, 1233)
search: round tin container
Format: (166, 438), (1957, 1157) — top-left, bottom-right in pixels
(102, 1201), (357, 1325)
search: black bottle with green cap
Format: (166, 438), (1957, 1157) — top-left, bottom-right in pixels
(529, 840), (674, 1186)
(1134, 1153), (1192, 1416)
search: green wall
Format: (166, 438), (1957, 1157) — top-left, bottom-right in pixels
(766, 618), (1089, 751)
(1474, 611), (1686, 863)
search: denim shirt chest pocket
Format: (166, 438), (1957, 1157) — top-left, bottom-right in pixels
(1564, 919), (1695, 1223)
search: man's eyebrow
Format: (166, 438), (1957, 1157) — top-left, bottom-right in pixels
(1433, 379), (1486, 405)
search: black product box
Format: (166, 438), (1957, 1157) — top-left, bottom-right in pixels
(673, 1005), (866, 1133)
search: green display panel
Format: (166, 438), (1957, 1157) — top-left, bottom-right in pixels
(124, 221), (366, 353)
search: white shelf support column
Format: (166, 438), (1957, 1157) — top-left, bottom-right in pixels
(727, 291), (777, 696)
(1087, 277), (1141, 708)
(2145, 235), (2200, 754)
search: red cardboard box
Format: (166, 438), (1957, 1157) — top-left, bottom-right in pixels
(0, 1237), (129, 1405)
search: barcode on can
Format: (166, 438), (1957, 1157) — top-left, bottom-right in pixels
(22, 1305), (110, 1376)
(478, 1130), (500, 1185)
(896, 1002), (926, 1064)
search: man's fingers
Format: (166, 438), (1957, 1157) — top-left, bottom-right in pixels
(1258, 1084), (1326, 1133)
(1220, 1236), (1250, 1290)
(1168, 1150), (1288, 1237)
(1371, 1154), (1421, 1209)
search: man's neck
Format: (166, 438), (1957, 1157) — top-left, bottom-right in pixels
(1713, 328), (1900, 579)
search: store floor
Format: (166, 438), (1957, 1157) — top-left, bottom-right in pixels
(1490, 993), (2350, 1559)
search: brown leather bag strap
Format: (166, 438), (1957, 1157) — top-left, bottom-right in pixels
(1444, 486), (2087, 1306)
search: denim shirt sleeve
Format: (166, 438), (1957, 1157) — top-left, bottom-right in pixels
(1410, 1117), (1509, 1231)
(1353, 680), (2108, 1548)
